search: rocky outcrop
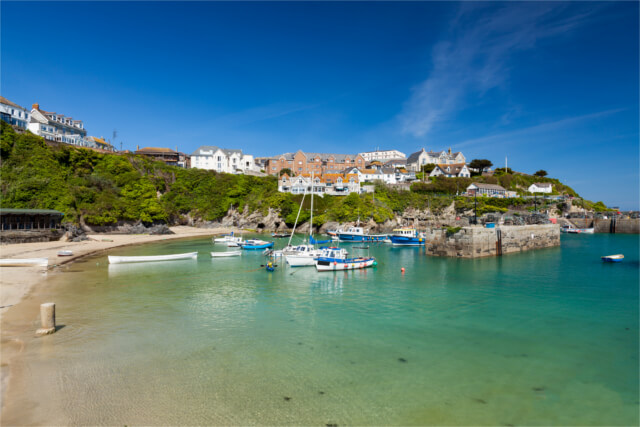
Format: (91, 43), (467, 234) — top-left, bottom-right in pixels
(78, 220), (175, 235)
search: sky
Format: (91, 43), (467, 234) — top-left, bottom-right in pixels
(2, 1), (638, 209)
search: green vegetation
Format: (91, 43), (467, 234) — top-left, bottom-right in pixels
(0, 122), (596, 226)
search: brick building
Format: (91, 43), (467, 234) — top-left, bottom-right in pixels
(266, 150), (366, 176)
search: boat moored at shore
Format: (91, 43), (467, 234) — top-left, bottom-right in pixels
(108, 252), (198, 264)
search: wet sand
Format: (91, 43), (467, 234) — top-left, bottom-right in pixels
(0, 226), (237, 421)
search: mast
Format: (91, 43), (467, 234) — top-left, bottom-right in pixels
(309, 171), (314, 243)
(287, 185), (307, 247)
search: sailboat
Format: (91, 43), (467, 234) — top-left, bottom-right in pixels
(285, 172), (347, 267)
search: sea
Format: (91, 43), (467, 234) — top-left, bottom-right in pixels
(3, 233), (638, 426)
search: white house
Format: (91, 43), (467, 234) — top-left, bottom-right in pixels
(429, 163), (471, 178)
(28, 103), (91, 147)
(528, 183), (553, 193)
(358, 149), (406, 162)
(466, 183), (507, 197)
(0, 96), (30, 129)
(407, 147), (466, 172)
(278, 172), (361, 196)
(191, 145), (258, 174)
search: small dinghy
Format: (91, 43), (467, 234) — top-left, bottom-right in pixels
(315, 256), (376, 271)
(57, 250), (73, 257)
(601, 254), (624, 262)
(239, 239), (274, 250)
(0, 258), (49, 267)
(108, 252), (198, 264)
(210, 251), (241, 258)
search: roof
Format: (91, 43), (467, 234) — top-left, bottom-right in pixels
(407, 148), (425, 164)
(275, 151), (360, 162)
(469, 183), (506, 191)
(136, 147), (176, 153)
(532, 182), (552, 188)
(0, 96), (27, 111)
(0, 208), (64, 216)
(434, 163), (467, 175)
(381, 167), (396, 174)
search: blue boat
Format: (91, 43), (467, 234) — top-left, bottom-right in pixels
(239, 239), (274, 250)
(388, 228), (425, 246)
(337, 226), (387, 243)
(601, 254), (624, 262)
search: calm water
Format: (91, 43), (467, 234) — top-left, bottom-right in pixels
(7, 234), (639, 425)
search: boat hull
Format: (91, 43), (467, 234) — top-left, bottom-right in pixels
(0, 258), (49, 267)
(108, 252), (198, 264)
(285, 254), (317, 267)
(337, 234), (387, 242)
(240, 242), (274, 250)
(210, 251), (241, 257)
(315, 257), (375, 271)
(602, 254), (624, 262)
(389, 235), (424, 246)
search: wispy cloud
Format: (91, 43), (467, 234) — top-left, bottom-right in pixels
(399, 2), (601, 138)
(455, 108), (625, 149)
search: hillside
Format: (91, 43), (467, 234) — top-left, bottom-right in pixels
(0, 122), (598, 228)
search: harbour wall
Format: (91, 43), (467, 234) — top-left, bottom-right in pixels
(424, 224), (560, 258)
(569, 218), (640, 234)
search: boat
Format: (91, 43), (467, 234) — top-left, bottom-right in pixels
(210, 251), (242, 257)
(601, 254), (624, 262)
(213, 232), (243, 245)
(265, 261), (276, 272)
(271, 233), (289, 238)
(0, 258), (49, 267)
(561, 225), (595, 234)
(57, 250), (74, 256)
(388, 228), (425, 246)
(315, 256), (376, 271)
(107, 252), (198, 264)
(337, 226), (387, 243)
(239, 239), (274, 250)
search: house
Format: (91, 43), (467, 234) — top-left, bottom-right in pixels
(407, 147), (466, 172)
(87, 136), (116, 152)
(429, 163), (471, 178)
(0, 96), (30, 129)
(135, 146), (189, 168)
(358, 149), (406, 162)
(190, 145), (257, 174)
(466, 183), (507, 197)
(278, 172), (360, 196)
(266, 150), (366, 176)
(28, 103), (90, 147)
(528, 183), (553, 193)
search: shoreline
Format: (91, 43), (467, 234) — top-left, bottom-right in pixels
(0, 225), (238, 420)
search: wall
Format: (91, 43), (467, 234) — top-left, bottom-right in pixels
(424, 224), (560, 258)
(569, 218), (640, 234)
(0, 229), (63, 244)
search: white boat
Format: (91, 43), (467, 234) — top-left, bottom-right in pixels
(561, 225), (595, 234)
(108, 252), (198, 264)
(213, 233), (243, 245)
(0, 258), (49, 267)
(602, 254), (624, 262)
(57, 250), (74, 256)
(210, 251), (241, 258)
(315, 256), (376, 271)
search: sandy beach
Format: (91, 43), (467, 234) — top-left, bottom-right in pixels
(0, 225), (236, 420)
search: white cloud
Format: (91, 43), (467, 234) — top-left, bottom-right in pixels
(400, 2), (600, 138)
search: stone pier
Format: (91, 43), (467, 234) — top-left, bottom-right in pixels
(424, 224), (560, 258)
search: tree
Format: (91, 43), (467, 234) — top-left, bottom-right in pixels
(468, 159), (493, 175)
(279, 168), (293, 177)
(534, 170), (548, 177)
(421, 163), (436, 174)
(493, 167), (513, 176)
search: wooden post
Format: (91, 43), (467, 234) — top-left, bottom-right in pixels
(36, 303), (56, 336)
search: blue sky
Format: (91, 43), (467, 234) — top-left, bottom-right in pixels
(2, 1), (638, 209)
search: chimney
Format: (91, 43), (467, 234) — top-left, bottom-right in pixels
(136, 145), (139, 151)
(32, 103), (39, 110)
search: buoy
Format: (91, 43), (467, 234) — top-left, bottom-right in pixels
(401, 267), (405, 274)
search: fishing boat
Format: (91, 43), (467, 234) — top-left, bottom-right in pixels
(107, 252), (198, 264)
(57, 250), (74, 256)
(0, 258), (49, 267)
(210, 251), (242, 257)
(213, 232), (243, 245)
(239, 239), (274, 250)
(601, 254), (624, 262)
(388, 228), (425, 246)
(315, 256), (376, 271)
(337, 226), (387, 243)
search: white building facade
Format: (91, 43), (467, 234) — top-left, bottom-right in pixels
(28, 103), (91, 147)
(0, 97), (30, 129)
(358, 149), (406, 162)
(429, 163), (471, 178)
(191, 145), (258, 174)
(407, 148), (466, 172)
(528, 183), (553, 193)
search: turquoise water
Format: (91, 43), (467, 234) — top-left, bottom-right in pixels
(8, 234), (639, 425)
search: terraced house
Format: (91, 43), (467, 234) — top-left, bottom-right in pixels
(278, 172), (360, 196)
(267, 150), (366, 176)
(407, 147), (466, 172)
(28, 103), (90, 147)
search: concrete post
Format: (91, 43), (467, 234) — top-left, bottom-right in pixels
(36, 302), (56, 336)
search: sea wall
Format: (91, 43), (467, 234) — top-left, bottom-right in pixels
(424, 224), (560, 258)
(570, 218), (639, 234)
(0, 229), (63, 244)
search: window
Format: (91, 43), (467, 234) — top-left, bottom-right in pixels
(298, 161), (302, 165)
(217, 156), (221, 161)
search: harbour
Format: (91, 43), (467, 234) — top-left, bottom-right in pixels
(1, 232), (638, 425)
